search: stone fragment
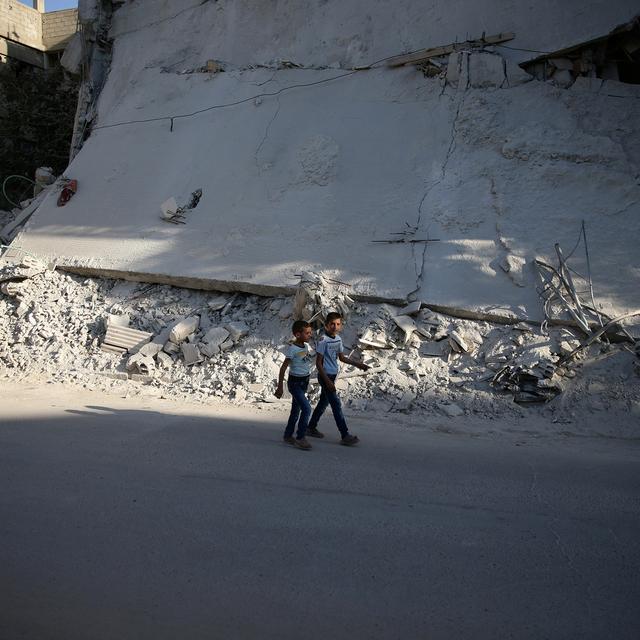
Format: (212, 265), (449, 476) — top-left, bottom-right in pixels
(225, 321), (249, 342)
(130, 374), (154, 383)
(201, 326), (230, 357)
(440, 403), (464, 417)
(419, 341), (446, 357)
(220, 338), (234, 351)
(449, 331), (469, 353)
(138, 342), (163, 357)
(399, 300), (422, 316)
(15, 301), (29, 318)
(106, 313), (130, 328)
(181, 342), (203, 366)
(392, 315), (417, 346)
(163, 340), (180, 354)
(208, 295), (228, 311)
(126, 353), (155, 375)
(155, 351), (174, 369)
(169, 316), (199, 343)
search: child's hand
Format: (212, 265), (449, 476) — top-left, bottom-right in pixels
(326, 382), (336, 394)
(358, 362), (370, 372)
(274, 384), (283, 399)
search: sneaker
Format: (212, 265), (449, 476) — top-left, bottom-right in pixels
(283, 436), (296, 446)
(340, 434), (360, 446)
(307, 427), (325, 439)
(294, 438), (312, 451)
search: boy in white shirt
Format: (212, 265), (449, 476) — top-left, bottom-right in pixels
(307, 312), (369, 446)
(275, 320), (315, 450)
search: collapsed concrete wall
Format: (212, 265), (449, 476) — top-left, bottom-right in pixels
(12, 0), (640, 325)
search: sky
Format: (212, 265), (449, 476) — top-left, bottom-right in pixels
(19, 0), (78, 11)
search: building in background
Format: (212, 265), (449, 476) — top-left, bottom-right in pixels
(1, 0), (78, 69)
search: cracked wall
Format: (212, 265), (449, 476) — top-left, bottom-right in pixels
(12, 0), (640, 324)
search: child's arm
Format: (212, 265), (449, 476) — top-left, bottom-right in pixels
(316, 353), (336, 393)
(338, 352), (369, 371)
(274, 359), (290, 398)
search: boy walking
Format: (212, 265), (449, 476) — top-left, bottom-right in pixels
(307, 312), (369, 445)
(275, 320), (315, 451)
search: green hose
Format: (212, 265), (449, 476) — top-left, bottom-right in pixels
(2, 175), (37, 209)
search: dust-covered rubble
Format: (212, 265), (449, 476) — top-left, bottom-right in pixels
(1, 258), (638, 431)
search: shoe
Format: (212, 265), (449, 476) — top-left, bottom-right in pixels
(307, 427), (325, 439)
(340, 434), (360, 446)
(294, 438), (312, 451)
(283, 436), (296, 446)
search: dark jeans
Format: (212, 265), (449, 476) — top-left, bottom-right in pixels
(285, 375), (311, 440)
(309, 374), (348, 437)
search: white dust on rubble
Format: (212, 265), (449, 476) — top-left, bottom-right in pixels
(1, 259), (639, 434)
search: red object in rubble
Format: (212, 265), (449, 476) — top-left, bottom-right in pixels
(57, 179), (78, 206)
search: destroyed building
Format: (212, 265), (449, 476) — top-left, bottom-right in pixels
(1, 0), (639, 425)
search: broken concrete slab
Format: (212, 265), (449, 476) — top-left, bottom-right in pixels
(181, 342), (203, 365)
(155, 351), (174, 369)
(392, 315), (418, 346)
(200, 326), (230, 357)
(225, 321), (249, 342)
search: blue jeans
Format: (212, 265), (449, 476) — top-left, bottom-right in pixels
(309, 374), (348, 437)
(285, 375), (311, 440)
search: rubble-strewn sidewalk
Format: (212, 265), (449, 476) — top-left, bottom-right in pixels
(1, 257), (638, 437)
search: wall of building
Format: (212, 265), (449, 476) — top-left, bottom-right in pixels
(42, 9), (77, 51)
(0, 0), (42, 51)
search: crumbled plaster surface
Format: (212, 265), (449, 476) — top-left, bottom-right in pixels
(12, 0), (640, 323)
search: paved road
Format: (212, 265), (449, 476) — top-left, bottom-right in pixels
(1, 390), (639, 639)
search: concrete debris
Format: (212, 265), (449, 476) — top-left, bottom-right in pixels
(0, 259), (637, 424)
(155, 351), (174, 369)
(0, 281), (23, 296)
(399, 300), (422, 316)
(181, 342), (203, 366)
(392, 315), (418, 346)
(449, 330), (471, 354)
(169, 316), (200, 343)
(293, 271), (354, 324)
(201, 327), (230, 357)
(126, 352), (155, 375)
(225, 321), (249, 343)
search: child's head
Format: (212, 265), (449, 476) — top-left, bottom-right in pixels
(324, 312), (343, 336)
(292, 319), (312, 342)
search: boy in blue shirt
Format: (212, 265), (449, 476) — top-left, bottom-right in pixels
(307, 311), (369, 446)
(275, 320), (315, 450)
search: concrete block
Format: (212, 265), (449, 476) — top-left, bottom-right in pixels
(130, 374), (153, 383)
(138, 341), (163, 357)
(225, 321), (249, 342)
(155, 351), (174, 369)
(163, 340), (180, 354)
(169, 316), (199, 343)
(181, 342), (203, 365)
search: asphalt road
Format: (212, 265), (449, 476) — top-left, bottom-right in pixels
(1, 390), (639, 639)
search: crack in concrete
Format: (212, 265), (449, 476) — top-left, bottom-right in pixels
(254, 96), (282, 173)
(408, 88), (466, 301)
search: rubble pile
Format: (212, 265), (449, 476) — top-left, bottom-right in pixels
(1, 257), (638, 424)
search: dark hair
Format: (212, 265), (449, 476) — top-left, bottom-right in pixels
(325, 312), (342, 324)
(292, 319), (311, 335)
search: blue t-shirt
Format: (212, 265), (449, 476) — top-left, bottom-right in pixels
(285, 342), (314, 377)
(316, 334), (344, 375)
